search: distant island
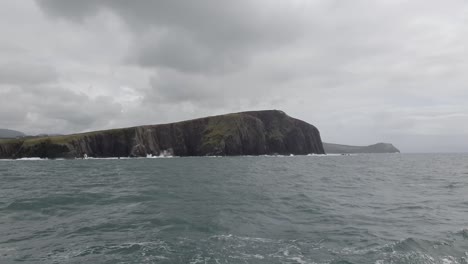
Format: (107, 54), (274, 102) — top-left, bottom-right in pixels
(0, 110), (325, 159)
(323, 142), (400, 154)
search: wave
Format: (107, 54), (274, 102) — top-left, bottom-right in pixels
(1, 154), (350, 161)
(84, 157), (137, 160)
(307, 153), (356, 157)
(331, 231), (468, 264)
(16, 157), (48, 161)
(207, 232), (468, 264)
(8, 231), (468, 264)
(3, 192), (111, 213)
(47, 240), (172, 263)
(145, 155), (175, 159)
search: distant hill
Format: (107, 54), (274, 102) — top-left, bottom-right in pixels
(323, 142), (400, 154)
(0, 129), (25, 139)
(35, 133), (63, 137)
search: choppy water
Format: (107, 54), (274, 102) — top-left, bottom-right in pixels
(1, 154), (468, 264)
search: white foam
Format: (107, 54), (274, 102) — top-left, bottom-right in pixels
(1, 153), (357, 161)
(146, 155), (175, 159)
(441, 256), (457, 264)
(210, 234), (274, 243)
(189, 254), (205, 264)
(80, 157), (140, 160)
(288, 256), (310, 264)
(16, 157), (47, 161)
(240, 253), (264, 259)
(83, 157), (120, 160)
(265, 154), (287, 157)
(307, 153), (354, 157)
(0, 247), (16, 256)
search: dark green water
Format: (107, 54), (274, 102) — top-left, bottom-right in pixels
(1, 154), (468, 264)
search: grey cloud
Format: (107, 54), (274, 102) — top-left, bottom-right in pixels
(1, 0), (466, 152)
(35, 0), (102, 21)
(29, 86), (122, 128)
(38, 94), (121, 129)
(37, 0), (304, 74)
(0, 85), (122, 134)
(147, 70), (226, 106)
(0, 88), (29, 128)
(129, 30), (248, 74)
(37, 0), (300, 41)
(0, 63), (57, 85)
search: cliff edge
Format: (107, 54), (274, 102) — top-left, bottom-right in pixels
(0, 110), (324, 159)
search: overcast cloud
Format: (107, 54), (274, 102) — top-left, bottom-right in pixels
(1, 1), (467, 152)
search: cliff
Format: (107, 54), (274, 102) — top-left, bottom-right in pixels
(323, 142), (400, 154)
(0, 110), (324, 159)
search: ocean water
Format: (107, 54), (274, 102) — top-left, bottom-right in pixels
(1, 154), (468, 264)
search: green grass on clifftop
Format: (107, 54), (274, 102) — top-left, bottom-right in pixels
(0, 128), (133, 147)
(202, 114), (242, 148)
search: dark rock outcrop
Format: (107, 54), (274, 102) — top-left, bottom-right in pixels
(0, 110), (324, 159)
(323, 142), (400, 154)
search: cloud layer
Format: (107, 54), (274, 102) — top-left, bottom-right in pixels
(0, 0), (467, 152)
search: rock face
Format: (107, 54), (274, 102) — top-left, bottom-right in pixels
(323, 142), (400, 154)
(0, 110), (324, 159)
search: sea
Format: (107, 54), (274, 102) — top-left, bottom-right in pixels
(1, 154), (467, 264)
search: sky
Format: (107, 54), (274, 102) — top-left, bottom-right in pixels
(0, 1), (467, 153)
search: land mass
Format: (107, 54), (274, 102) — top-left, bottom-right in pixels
(323, 142), (400, 154)
(0, 110), (325, 159)
(0, 129), (25, 139)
